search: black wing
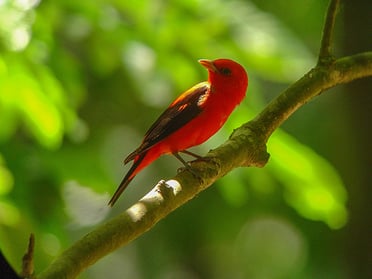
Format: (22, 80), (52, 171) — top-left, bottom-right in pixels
(125, 82), (210, 163)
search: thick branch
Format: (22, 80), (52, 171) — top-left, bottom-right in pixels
(255, 52), (372, 141)
(318, 0), (340, 64)
(37, 51), (372, 279)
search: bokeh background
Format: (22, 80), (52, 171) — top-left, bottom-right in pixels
(0, 0), (371, 278)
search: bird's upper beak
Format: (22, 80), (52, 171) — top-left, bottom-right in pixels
(198, 59), (218, 73)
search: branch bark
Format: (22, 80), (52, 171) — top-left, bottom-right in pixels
(318, 0), (340, 64)
(21, 234), (35, 278)
(37, 0), (372, 277)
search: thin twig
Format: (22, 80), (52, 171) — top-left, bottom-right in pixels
(318, 0), (340, 65)
(20, 234), (35, 279)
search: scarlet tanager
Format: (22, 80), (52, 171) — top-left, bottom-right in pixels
(109, 58), (248, 206)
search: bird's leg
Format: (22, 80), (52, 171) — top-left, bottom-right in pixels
(180, 150), (204, 160)
(172, 152), (206, 185)
(173, 152), (211, 185)
(172, 152), (192, 171)
(172, 152), (202, 180)
(180, 150), (212, 163)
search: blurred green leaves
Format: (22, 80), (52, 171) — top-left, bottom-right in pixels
(235, 217), (307, 278)
(0, 155), (19, 226)
(0, 55), (77, 148)
(0, 0), (352, 277)
(1, 57), (59, 147)
(222, 99), (347, 229)
(268, 130), (348, 229)
(0, 0), (35, 51)
(0, 0), (78, 149)
(0, 155), (13, 196)
(0, 0), (347, 231)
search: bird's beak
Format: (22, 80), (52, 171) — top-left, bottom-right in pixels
(198, 59), (218, 73)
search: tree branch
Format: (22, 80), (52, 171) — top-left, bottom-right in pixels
(21, 234), (35, 278)
(37, 51), (372, 279)
(255, 52), (372, 141)
(318, 0), (340, 64)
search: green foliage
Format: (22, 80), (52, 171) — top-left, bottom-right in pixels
(0, 0), (358, 278)
(268, 130), (347, 229)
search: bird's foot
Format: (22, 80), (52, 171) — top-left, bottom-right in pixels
(173, 152), (194, 173)
(173, 152), (212, 184)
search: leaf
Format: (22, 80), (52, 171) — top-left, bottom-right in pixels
(267, 129), (348, 229)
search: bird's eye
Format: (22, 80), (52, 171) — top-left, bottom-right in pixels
(219, 67), (232, 76)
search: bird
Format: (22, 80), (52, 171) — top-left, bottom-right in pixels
(109, 58), (248, 206)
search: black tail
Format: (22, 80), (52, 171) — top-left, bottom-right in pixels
(108, 153), (146, 207)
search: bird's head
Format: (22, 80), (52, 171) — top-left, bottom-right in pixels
(198, 58), (248, 94)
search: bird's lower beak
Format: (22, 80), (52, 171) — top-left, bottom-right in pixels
(198, 59), (218, 73)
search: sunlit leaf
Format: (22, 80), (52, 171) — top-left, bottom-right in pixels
(14, 73), (63, 148)
(0, 155), (13, 196)
(0, 201), (20, 226)
(0, 56), (79, 148)
(267, 130), (348, 229)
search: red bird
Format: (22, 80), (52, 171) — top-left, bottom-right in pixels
(109, 58), (248, 206)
